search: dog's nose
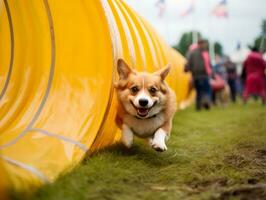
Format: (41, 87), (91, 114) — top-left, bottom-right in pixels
(139, 98), (148, 107)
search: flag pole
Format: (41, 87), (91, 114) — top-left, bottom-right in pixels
(208, 0), (216, 65)
(209, 41), (216, 65)
(192, 0), (198, 44)
(192, 30), (198, 44)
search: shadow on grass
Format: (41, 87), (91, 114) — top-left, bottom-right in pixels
(87, 142), (180, 168)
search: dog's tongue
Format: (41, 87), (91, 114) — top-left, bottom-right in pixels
(137, 108), (149, 117)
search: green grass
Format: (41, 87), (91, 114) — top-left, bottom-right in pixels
(12, 102), (266, 200)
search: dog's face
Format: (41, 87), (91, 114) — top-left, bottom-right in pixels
(115, 59), (171, 119)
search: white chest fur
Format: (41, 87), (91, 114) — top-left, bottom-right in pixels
(123, 112), (165, 138)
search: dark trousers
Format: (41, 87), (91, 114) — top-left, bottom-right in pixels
(194, 77), (212, 110)
(228, 79), (237, 102)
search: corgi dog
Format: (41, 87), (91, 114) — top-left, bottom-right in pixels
(114, 59), (177, 152)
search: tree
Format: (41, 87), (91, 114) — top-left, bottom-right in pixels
(173, 31), (223, 57)
(251, 19), (266, 53)
(172, 31), (201, 56)
(214, 42), (223, 56)
(262, 19), (266, 35)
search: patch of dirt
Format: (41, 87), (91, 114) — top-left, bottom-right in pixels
(253, 170), (266, 180)
(256, 149), (266, 156)
(255, 149), (266, 162)
(247, 178), (259, 185)
(149, 184), (199, 194)
(217, 184), (266, 200)
(189, 177), (228, 192)
(224, 148), (266, 168)
(224, 154), (251, 168)
(217, 148), (266, 199)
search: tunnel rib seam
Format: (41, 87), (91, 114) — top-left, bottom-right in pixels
(0, 0), (15, 101)
(0, 0), (55, 150)
(30, 128), (88, 152)
(0, 155), (49, 183)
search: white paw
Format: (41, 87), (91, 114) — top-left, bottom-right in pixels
(151, 128), (168, 152)
(151, 139), (167, 152)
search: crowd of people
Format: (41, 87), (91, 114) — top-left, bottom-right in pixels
(185, 39), (266, 111)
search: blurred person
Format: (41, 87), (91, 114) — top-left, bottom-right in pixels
(242, 47), (266, 104)
(211, 55), (225, 104)
(230, 42), (250, 96)
(224, 57), (237, 102)
(185, 39), (212, 110)
(210, 73), (230, 106)
(214, 55), (227, 80)
(211, 55), (231, 106)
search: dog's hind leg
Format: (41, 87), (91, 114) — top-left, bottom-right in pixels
(121, 124), (134, 148)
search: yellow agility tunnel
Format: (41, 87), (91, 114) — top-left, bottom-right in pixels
(0, 0), (192, 193)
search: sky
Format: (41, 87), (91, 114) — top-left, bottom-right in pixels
(125, 0), (266, 55)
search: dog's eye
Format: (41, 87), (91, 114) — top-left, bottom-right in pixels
(130, 86), (139, 94)
(149, 87), (157, 94)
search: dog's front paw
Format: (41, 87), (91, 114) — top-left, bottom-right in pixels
(151, 128), (168, 152)
(151, 139), (167, 152)
(122, 138), (133, 149)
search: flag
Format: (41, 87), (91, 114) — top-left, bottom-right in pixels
(155, 0), (166, 17)
(179, 0), (195, 17)
(212, 0), (228, 18)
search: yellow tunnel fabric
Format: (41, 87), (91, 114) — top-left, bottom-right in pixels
(0, 0), (193, 192)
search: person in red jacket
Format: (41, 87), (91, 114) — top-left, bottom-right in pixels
(242, 47), (266, 104)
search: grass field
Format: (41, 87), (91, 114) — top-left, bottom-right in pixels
(13, 102), (266, 200)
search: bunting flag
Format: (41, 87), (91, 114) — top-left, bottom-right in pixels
(155, 0), (166, 17)
(179, 0), (195, 17)
(212, 0), (228, 18)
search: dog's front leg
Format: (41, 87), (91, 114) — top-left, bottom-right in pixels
(152, 120), (172, 152)
(151, 128), (168, 152)
(121, 124), (134, 148)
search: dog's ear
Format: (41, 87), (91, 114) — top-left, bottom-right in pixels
(114, 79), (127, 89)
(154, 63), (171, 81)
(117, 58), (132, 80)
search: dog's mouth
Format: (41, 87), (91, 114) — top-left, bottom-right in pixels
(137, 108), (149, 117)
(130, 101), (157, 118)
